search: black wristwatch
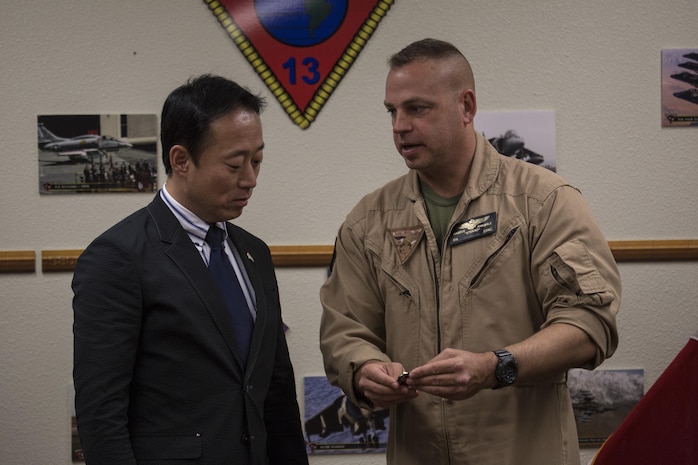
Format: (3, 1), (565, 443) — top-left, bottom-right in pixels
(492, 349), (518, 389)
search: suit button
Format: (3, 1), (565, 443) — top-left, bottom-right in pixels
(241, 433), (250, 444)
(245, 384), (254, 392)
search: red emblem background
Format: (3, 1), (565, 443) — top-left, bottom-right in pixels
(204, 0), (394, 129)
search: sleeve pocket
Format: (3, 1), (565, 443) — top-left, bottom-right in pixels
(546, 240), (607, 295)
(132, 433), (202, 460)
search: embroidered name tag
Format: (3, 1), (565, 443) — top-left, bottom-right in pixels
(449, 212), (497, 246)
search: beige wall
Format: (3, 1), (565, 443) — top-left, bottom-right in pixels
(1, 1), (696, 464)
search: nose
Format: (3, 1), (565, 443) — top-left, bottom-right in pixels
(392, 110), (410, 134)
(239, 161), (258, 188)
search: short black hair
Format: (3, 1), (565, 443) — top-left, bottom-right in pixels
(160, 74), (266, 174)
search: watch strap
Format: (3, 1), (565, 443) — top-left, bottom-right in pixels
(493, 349), (518, 389)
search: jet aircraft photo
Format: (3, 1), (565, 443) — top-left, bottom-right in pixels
(38, 123), (132, 162)
(37, 114), (158, 194)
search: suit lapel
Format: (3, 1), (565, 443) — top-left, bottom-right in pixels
(146, 194), (247, 371)
(226, 225), (269, 371)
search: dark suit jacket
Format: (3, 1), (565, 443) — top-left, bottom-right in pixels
(73, 193), (308, 465)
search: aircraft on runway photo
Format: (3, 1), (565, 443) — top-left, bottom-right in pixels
(38, 123), (132, 162)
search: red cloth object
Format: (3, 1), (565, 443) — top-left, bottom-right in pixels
(591, 336), (698, 464)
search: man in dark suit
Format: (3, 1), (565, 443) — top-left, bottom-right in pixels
(73, 75), (309, 465)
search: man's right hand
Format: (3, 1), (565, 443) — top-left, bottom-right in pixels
(355, 361), (418, 409)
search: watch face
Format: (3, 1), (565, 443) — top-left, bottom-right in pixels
(500, 364), (517, 383)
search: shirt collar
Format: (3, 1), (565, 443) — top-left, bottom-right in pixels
(160, 184), (227, 242)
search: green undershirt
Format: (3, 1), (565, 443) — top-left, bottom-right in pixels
(419, 179), (462, 250)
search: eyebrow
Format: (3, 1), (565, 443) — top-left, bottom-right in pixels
(384, 97), (431, 108)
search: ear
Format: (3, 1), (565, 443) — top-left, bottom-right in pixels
(169, 145), (191, 175)
(461, 89), (477, 124)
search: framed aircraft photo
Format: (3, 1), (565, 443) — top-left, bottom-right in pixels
(474, 110), (556, 172)
(661, 48), (698, 127)
(304, 376), (389, 455)
(38, 114), (158, 194)
(568, 368), (644, 446)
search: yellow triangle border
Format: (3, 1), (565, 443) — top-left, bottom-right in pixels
(204, 0), (394, 129)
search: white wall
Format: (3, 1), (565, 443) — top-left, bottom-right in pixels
(1, 1), (696, 464)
